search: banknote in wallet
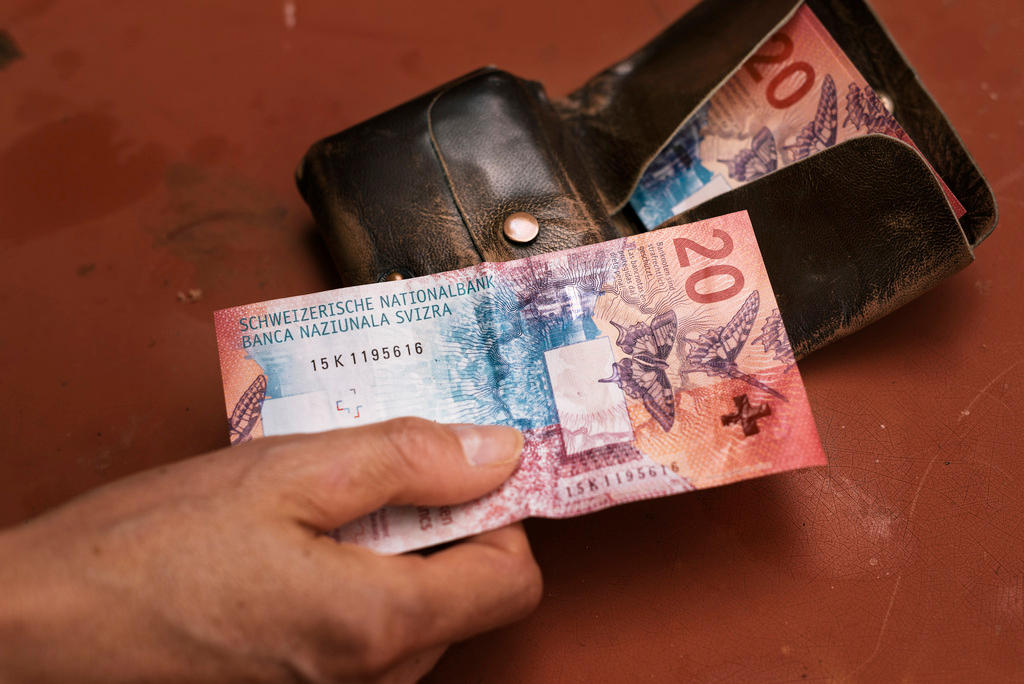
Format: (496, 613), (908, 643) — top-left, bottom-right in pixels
(628, 4), (965, 228)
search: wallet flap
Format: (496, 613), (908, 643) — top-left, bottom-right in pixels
(669, 134), (973, 358)
(430, 70), (620, 263)
(297, 68), (624, 285)
(297, 70), (488, 284)
(808, 0), (997, 246)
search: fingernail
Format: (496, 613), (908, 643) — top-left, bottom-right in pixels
(452, 424), (524, 467)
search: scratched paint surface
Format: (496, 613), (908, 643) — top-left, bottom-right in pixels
(0, 0), (1021, 680)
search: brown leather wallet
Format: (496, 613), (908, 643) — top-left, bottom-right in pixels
(295, 0), (996, 359)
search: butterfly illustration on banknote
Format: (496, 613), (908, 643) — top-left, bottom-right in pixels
(599, 310), (678, 432)
(228, 374), (267, 445)
(843, 82), (900, 136)
(720, 126), (778, 182)
(752, 308), (796, 366)
(684, 291), (786, 400)
(783, 74), (838, 162)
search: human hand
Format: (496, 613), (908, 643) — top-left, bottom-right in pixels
(0, 418), (542, 683)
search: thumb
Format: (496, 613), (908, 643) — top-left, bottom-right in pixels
(250, 417), (524, 530)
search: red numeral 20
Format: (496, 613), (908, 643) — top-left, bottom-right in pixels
(742, 31), (816, 110)
(674, 229), (745, 304)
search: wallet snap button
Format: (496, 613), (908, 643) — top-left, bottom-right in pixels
(503, 212), (539, 244)
(381, 271), (406, 281)
(877, 90), (895, 114)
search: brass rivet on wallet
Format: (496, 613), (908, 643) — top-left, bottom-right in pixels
(383, 271), (404, 281)
(877, 91), (895, 114)
(503, 212), (539, 244)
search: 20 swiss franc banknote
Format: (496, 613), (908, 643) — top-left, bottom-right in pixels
(215, 211), (826, 553)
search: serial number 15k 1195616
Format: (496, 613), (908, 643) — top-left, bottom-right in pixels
(309, 342), (425, 373)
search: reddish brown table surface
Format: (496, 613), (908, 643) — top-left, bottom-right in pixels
(2, 0), (1021, 680)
